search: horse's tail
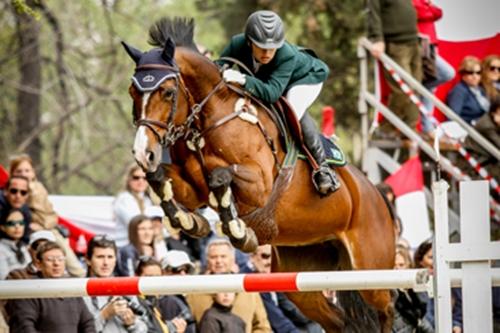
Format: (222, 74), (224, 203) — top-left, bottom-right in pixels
(336, 290), (380, 333)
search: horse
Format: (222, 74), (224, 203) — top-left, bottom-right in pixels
(123, 17), (396, 332)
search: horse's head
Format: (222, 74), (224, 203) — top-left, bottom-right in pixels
(122, 37), (187, 172)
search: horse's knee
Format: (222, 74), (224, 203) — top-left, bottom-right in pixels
(208, 167), (233, 189)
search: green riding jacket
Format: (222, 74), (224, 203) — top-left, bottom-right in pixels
(217, 33), (329, 104)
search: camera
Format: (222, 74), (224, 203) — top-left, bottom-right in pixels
(116, 296), (147, 317)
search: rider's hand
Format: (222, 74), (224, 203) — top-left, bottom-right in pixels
(370, 41), (385, 58)
(223, 69), (246, 85)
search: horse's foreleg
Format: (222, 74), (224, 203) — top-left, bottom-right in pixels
(146, 165), (210, 238)
(208, 166), (258, 252)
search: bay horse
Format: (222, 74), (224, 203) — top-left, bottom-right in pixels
(123, 17), (395, 332)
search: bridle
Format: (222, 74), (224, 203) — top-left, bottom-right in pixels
(133, 63), (226, 148)
(132, 59), (282, 177)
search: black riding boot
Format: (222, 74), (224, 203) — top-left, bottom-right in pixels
(300, 113), (340, 195)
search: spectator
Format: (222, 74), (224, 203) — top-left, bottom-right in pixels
(447, 56), (490, 124)
(186, 238), (271, 332)
(145, 205), (169, 262)
(83, 235), (148, 333)
(412, 0), (455, 134)
(0, 175), (31, 242)
(481, 54), (500, 102)
(463, 95), (500, 184)
(0, 208), (30, 279)
(199, 292), (246, 333)
(117, 215), (155, 277)
(6, 230), (56, 280)
(9, 154), (85, 277)
(136, 256), (188, 333)
(392, 245), (434, 333)
(216, 10), (340, 195)
(113, 164), (153, 247)
(6, 241), (96, 333)
(159, 250), (196, 333)
(368, 0), (422, 137)
(414, 239), (463, 333)
(243, 245), (322, 333)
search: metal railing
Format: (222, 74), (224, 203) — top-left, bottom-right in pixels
(358, 37), (500, 161)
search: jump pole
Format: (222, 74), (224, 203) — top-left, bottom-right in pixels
(0, 269), (429, 300)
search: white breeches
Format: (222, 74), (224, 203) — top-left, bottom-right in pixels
(285, 82), (324, 119)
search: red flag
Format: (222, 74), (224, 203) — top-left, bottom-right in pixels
(321, 106), (335, 137)
(385, 156), (424, 197)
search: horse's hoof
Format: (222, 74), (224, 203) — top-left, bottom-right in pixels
(188, 213), (212, 238)
(232, 227), (258, 253)
(175, 210), (194, 230)
(228, 218), (246, 239)
(162, 216), (180, 231)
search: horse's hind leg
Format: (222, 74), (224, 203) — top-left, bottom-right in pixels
(272, 244), (346, 332)
(208, 167), (258, 252)
(341, 228), (395, 333)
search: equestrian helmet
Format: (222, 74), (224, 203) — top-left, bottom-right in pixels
(244, 10), (285, 49)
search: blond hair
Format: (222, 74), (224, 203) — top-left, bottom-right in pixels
(458, 56), (481, 75)
(481, 54), (500, 100)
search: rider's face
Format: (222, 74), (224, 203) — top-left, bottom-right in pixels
(251, 43), (277, 65)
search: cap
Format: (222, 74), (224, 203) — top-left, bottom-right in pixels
(29, 230), (56, 246)
(161, 250), (195, 273)
(145, 206), (165, 219)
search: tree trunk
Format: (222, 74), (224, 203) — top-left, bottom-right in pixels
(14, 0), (42, 166)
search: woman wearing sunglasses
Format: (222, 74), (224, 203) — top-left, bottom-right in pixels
(113, 164), (154, 247)
(447, 56), (490, 125)
(481, 54), (500, 102)
(9, 154), (86, 277)
(0, 209), (30, 279)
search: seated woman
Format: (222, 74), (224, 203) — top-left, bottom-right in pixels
(0, 209), (30, 279)
(113, 164), (153, 247)
(117, 214), (155, 276)
(481, 55), (500, 102)
(9, 154), (85, 277)
(446, 56), (490, 125)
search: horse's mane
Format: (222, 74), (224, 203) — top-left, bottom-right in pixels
(148, 17), (199, 52)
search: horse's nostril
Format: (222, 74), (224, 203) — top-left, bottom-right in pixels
(147, 151), (155, 163)
(132, 149), (136, 155)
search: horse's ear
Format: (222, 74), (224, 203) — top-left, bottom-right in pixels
(162, 37), (176, 63)
(121, 41), (143, 64)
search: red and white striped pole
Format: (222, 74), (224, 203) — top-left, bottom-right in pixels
(0, 269), (429, 300)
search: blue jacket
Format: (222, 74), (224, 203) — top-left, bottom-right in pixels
(446, 81), (488, 124)
(116, 244), (139, 277)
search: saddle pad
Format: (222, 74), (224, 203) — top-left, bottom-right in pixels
(298, 136), (347, 167)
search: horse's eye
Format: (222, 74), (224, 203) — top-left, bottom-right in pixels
(163, 89), (175, 101)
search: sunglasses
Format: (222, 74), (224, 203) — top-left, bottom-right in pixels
(5, 220), (25, 227)
(463, 70), (481, 76)
(8, 188), (28, 196)
(490, 66), (500, 72)
(131, 175), (147, 181)
(259, 252), (272, 260)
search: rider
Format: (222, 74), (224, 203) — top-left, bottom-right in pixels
(217, 10), (340, 196)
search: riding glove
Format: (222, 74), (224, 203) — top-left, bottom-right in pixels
(223, 69), (246, 85)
